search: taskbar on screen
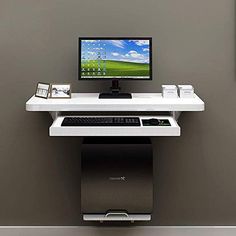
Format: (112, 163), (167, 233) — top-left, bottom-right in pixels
(81, 76), (150, 79)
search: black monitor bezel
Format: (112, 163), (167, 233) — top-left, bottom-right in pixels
(78, 37), (152, 81)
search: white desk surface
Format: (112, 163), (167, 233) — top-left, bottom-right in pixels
(26, 93), (204, 112)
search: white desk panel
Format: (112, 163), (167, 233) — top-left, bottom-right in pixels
(26, 93), (204, 112)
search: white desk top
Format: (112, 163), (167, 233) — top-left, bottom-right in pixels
(26, 93), (204, 112)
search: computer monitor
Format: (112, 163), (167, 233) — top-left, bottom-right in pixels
(79, 37), (152, 99)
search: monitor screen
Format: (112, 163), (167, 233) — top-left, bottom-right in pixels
(79, 37), (152, 80)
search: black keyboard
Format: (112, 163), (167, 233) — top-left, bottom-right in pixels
(61, 117), (141, 126)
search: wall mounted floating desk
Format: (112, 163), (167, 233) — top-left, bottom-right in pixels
(26, 93), (205, 137)
(26, 92), (205, 222)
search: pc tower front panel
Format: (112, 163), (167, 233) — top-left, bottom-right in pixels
(81, 137), (153, 215)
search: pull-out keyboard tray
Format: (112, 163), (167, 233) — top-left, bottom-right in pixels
(49, 116), (180, 136)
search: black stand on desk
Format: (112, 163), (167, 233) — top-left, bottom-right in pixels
(99, 79), (132, 99)
(81, 137), (153, 220)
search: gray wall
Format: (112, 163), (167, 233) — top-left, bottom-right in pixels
(0, 0), (236, 226)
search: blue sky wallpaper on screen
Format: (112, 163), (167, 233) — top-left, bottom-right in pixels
(81, 39), (150, 64)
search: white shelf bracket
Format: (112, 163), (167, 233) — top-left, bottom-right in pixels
(49, 111), (60, 120)
(171, 111), (182, 121)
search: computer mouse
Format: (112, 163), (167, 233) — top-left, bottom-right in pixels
(148, 118), (159, 125)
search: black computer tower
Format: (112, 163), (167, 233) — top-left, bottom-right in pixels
(81, 137), (153, 215)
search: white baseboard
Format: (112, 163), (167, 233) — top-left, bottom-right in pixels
(0, 226), (236, 236)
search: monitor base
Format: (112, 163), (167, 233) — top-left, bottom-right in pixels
(99, 93), (132, 99)
(99, 80), (132, 99)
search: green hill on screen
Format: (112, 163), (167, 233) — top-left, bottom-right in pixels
(81, 60), (149, 76)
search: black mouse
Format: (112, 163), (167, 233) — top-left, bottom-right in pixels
(148, 118), (159, 125)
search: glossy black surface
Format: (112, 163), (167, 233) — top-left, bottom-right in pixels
(81, 137), (153, 214)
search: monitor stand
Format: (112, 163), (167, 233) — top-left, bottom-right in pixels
(99, 80), (132, 99)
